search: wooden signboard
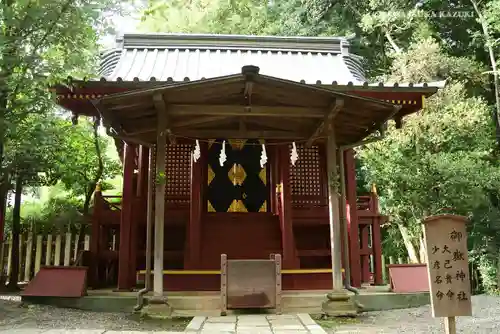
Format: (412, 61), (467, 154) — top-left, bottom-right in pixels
(423, 214), (472, 333)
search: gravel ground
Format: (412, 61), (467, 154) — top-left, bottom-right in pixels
(322, 295), (500, 334)
(0, 295), (190, 332)
(2, 294), (499, 333)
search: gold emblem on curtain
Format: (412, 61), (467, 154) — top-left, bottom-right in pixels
(229, 199), (248, 212)
(228, 163), (246, 186)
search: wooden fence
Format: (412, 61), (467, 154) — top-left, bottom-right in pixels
(0, 232), (94, 284)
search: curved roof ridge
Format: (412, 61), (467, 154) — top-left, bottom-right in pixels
(118, 33), (353, 53)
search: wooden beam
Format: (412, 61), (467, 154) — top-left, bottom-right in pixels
(179, 130), (307, 139)
(107, 100), (153, 111)
(168, 105), (325, 118)
(246, 118), (309, 132)
(173, 116), (231, 128)
(306, 98), (344, 147)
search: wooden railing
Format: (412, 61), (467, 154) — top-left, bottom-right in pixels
(0, 232), (94, 284)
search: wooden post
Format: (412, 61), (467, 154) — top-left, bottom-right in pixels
(154, 95), (168, 297)
(277, 145), (298, 269)
(24, 233), (33, 281)
(73, 233), (80, 262)
(361, 225), (370, 282)
(90, 184), (102, 286)
(129, 145), (145, 288)
(6, 236), (12, 278)
(45, 234), (53, 266)
(34, 235), (43, 274)
(344, 149), (361, 287)
(117, 143), (136, 290)
(18, 233), (23, 281)
(84, 235), (90, 251)
(54, 234), (62, 266)
(63, 232), (72, 266)
(186, 142), (205, 269)
(444, 317), (456, 334)
(0, 241), (5, 278)
(143, 147), (155, 290)
(137, 145), (150, 198)
(381, 255), (387, 284)
(326, 124), (343, 290)
(269, 145), (278, 214)
(369, 189), (383, 285)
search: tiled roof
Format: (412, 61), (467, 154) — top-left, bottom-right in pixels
(99, 33), (366, 84)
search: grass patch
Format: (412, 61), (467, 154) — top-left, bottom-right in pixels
(127, 313), (192, 331)
(310, 314), (360, 329)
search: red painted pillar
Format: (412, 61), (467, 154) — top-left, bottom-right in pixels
(137, 146), (149, 198)
(89, 185), (102, 288)
(361, 225), (371, 283)
(344, 149), (361, 287)
(278, 145), (298, 269)
(186, 142), (206, 269)
(269, 145), (278, 215)
(370, 190), (384, 285)
(117, 143), (136, 290)
(128, 145), (148, 287)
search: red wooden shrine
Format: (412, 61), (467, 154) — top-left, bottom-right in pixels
(49, 33), (443, 293)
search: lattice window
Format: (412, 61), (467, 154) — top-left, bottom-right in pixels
(165, 144), (192, 200)
(290, 144), (322, 205)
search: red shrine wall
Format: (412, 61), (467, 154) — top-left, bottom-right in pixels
(94, 142), (383, 291)
(141, 143), (334, 271)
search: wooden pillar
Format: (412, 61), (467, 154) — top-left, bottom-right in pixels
(117, 143), (136, 290)
(361, 225), (371, 282)
(344, 149), (361, 287)
(129, 145), (149, 287)
(269, 146), (278, 214)
(144, 148), (155, 290)
(154, 103), (167, 297)
(277, 145), (297, 269)
(89, 184), (102, 287)
(370, 189), (383, 285)
(137, 145), (150, 198)
(326, 126), (343, 290)
(186, 142), (206, 269)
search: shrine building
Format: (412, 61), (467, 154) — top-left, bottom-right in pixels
(53, 33), (443, 296)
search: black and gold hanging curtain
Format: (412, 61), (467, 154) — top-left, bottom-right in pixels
(207, 139), (268, 212)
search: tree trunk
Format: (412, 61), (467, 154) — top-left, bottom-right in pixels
(7, 173), (22, 290)
(419, 235), (426, 263)
(471, 0), (500, 148)
(76, 118), (103, 254)
(397, 223), (419, 263)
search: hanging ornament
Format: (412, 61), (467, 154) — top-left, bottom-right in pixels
(219, 140), (227, 166)
(260, 143), (267, 168)
(193, 140), (201, 162)
(291, 142), (299, 166)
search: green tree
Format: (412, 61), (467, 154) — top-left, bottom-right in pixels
(0, 0), (129, 287)
(57, 118), (121, 243)
(4, 112), (73, 289)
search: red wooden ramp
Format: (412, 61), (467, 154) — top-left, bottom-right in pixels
(21, 266), (88, 297)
